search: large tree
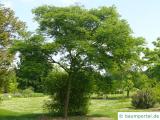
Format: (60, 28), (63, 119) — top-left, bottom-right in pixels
(0, 5), (26, 92)
(32, 5), (144, 118)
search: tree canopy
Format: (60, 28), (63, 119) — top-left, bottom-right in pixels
(0, 5), (26, 92)
(32, 5), (145, 118)
(11, 35), (52, 92)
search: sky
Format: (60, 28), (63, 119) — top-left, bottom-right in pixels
(1, 0), (160, 48)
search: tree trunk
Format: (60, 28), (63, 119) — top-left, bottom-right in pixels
(64, 77), (71, 120)
(127, 90), (130, 97)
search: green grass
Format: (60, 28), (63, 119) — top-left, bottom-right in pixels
(88, 98), (152, 120)
(0, 97), (48, 113)
(0, 95), (159, 120)
(0, 109), (17, 116)
(0, 97), (49, 120)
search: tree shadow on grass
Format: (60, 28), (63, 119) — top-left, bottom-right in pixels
(0, 109), (112, 120)
(0, 113), (52, 120)
(0, 114), (112, 120)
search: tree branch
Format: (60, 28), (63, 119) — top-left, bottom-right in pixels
(48, 55), (69, 73)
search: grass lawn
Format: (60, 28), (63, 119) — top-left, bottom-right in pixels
(0, 96), (159, 120)
(0, 97), (48, 120)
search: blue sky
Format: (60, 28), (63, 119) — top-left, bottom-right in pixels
(1, 0), (160, 48)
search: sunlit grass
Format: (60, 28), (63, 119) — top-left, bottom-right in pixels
(0, 95), (158, 120)
(88, 98), (151, 120)
(0, 97), (48, 114)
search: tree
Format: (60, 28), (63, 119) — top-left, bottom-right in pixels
(0, 5), (26, 92)
(11, 35), (52, 92)
(145, 38), (160, 81)
(93, 72), (112, 97)
(33, 6), (99, 118)
(123, 79), (134, 97)
(32, 5), (145, 118)
(1, 69), (17, 93)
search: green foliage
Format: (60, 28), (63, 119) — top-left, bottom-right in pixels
(145, 38), (160, 81)
(132, 89), (156, 109)
(0, 70), (18, 93)
(0, 5), (26, 93)
(111, 80), (123, 94)
(152, 84), (160, 103)
(12, 91), (45, 98)
(123, 79), (134, 91)
(8, 82), (18, 94)
(123, 79), (134, 97)
(11, 35), (52, 92)
(1, 94), (12, 100)
(21, 88), (34, 97)
(45, 68), (93, 116)
(17, 88), (44, 98)
(133, 73), (157, 90)
(68, 70), (93, 115)
(44, 69), (68, 115)
(7, 71), (18, 93)
(93, 74), (112, 96)
(0, 95), (2, 104)
(1, 89), (45, 98)
(32, 5), (145, 117)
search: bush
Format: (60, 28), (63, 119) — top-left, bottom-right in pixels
(132, 89), (156, 109)
(1, 93), (12, 100)
(12, 92), (45, 98)
(45, 69), (93, 116)
(14, 88), (45, 98)
(12, 92), (23, 98)
(21, 87), (34, 97)
(152, 84), (160, 103)
(0, 95), (2, 103)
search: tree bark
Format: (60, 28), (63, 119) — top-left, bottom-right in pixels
(64, 77), (71, 120)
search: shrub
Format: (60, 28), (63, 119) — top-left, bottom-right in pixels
(1, 93), (12, 100)
(0, 95), (2, 103)
(45, 69), (93, 116)
(8, 82), (18, 93)
(152, 85), (160, 103)
(29, 93), (45, 97)
(12, 92), (23, 98)
(12, 92), (45, 98)
(132, 89), (156, 109)
(21, 87), (34, 97)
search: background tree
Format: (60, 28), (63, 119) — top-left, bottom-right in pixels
(11, 35), (52, 92)
(145, 38), (160, 81)
(0, 5), (26, 92)
(90, 7), (145, 97)
(123, 79), (134, 97)
(93, 74), (112, 98)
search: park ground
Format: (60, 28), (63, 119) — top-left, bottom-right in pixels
(0, 95), (160, 120)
